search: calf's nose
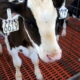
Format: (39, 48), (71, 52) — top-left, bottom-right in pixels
(47, 49), (62, 61)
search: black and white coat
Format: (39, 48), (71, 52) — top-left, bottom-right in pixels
(54, 0), (68, 40)
(0, 0), (67, 80)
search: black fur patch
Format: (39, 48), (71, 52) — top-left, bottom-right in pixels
(52, 0), (64, 9)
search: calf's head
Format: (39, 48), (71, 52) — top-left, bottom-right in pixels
(27, 0), (62, 63)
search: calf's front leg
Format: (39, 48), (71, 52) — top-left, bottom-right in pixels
(61, 20), (67, 36)
(30, 52), (43, 80)
(10, 48), (22, 80)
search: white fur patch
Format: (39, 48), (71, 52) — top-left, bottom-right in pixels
(56, 35), (60, 41)
(0, 44), (2, 54)
(61, 29), (66, 36)
(0, 32), (5, 54)
(4, 36), (11, 52)
(8, 0), (24, 3)
(8, 0), (15, 2)
(61, 20), (67, 36)
(72, 15), (77, 18)
(18, 0), (24, 3)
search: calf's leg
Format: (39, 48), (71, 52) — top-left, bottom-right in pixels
(21, 46), (43, 80)
(30, 52), (43, 80)
(10, 48), (22, 80)
(61, 20), (67, 36)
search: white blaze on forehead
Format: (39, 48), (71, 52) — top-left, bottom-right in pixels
(27, 0), (57, 35)
(27, 0), (57, 21)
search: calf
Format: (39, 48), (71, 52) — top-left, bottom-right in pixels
(0, 0), (63, 80)
(53, 0), (68, 40)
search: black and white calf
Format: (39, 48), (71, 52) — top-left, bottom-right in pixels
(0, 0), (65, 80)
(53, 0), (68, 40)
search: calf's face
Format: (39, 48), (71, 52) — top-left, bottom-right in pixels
(27, 0), (62, 63)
